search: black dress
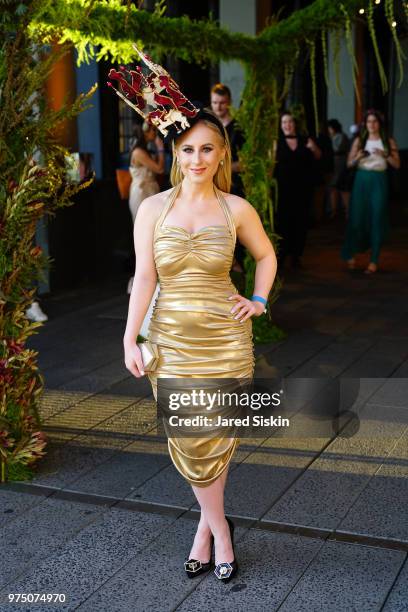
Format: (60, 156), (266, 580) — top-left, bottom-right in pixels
(274, 135), (316, 261)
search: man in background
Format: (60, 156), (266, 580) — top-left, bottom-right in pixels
(210, 83), (245, 272)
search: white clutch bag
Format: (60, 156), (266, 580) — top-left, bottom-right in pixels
(137, 341), (159, 372)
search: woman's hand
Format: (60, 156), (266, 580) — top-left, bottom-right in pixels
(373, 148), (387, 158)
(228, 294), (265, 322)
(306, 138), (322, 160)
(349, 148), (367, 167)
(355, 149), (367, 160)
(124, 340), (145, 377)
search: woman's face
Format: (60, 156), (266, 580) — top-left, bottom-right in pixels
(281, 114), (296, 136)
(175, 122), (225, 184)
(328, 126), (335, 138)
(366, 114), (380, 135)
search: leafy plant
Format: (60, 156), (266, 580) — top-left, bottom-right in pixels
(0, 0), (95, 482)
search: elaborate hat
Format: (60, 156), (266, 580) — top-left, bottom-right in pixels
(107, 45), (200, 140)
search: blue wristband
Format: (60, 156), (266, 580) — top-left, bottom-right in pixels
(251, 295), (267, 306)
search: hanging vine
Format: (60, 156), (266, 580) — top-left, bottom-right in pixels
(367, 0), (388, 92)
(279, 44), (300, 101)
(332, 29), (344, 96)
(384, 0), (405, 87)
(321, 28), (330, 89)
(308, 39), (319, 136)
(340, 4), (361, 105)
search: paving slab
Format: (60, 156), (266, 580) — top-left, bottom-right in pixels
(290, 335), (374, 378)
(43, 393), (134, 429)
(222, 437), (329, 519)
(382, 556), (408, 612)
(277, 540), (405, 612)
(366, 378), (408, 408)
(57, 359), (133, 394)
(256, 330), (334, 378)
(350, 378), (388, 409)
(69, 437), (171, 497)
(100, 374), (152, 398)
(0, 488), (50, 527)
(175, 530), (321, 612)
(0, 497), (107, 591)
(392, 358), (408, 377)
(344, 312), (407, 337)
(76, 517), (248, 612)
(89, 397), (157, 437)
(125, 460), (196, 508)
(31, 398), (156, 489)
(0, 504), (174, 611)
(312, 312), (366, 336)
(28, 313), (118, 355)
(338, 428), (408, 542)
(36, 319), (124, 372)
(263, 404), (406, 530)
(341, 337), (408, 378)
(129, 439), (261, 510)
(38, 390), (92, 421)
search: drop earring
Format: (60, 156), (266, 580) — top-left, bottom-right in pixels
(220, 160), (224, 166)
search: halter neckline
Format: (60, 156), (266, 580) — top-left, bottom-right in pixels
(154, 183), (236, 244)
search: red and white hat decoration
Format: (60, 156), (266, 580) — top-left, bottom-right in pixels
(107, 45), (199, 138)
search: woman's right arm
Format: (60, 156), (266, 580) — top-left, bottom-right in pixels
(123, 195), (161, 377)
(131, 147), (164, 175)
(347, 137), (365, 168)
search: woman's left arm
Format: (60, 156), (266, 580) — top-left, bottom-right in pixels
(228, 198), (277, 323)
(386, 138), (400, 170)
(306, 137), (322, 160)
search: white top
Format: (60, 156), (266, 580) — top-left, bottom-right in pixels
(358, 138), (387, 172)
(129, 164), (157, 185)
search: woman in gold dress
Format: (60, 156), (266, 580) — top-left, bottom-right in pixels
(123, 109), (277, 582)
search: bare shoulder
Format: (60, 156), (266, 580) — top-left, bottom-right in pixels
(130, 147), (147, 163)
(137, 188), (173, 223)
(222, 192), (253, 212)
(221, 192), (257, 224)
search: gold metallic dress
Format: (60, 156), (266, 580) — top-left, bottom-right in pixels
(148, 183), (254, 487)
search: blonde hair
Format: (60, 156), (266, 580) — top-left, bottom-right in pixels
(170, 119), (232, 193)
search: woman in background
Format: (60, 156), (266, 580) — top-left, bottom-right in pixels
(129, 122), (164, 222)
(127, 123), (164, 294)
(341, 110), (400, 274)
(327, 119), (350, 218)
(275, 112), (321, 269)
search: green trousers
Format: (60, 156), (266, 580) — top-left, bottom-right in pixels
(341, 168), (389, 264)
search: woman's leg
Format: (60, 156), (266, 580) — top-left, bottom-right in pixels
(341, 170), (367, 262)
(189, 465), (233, 564)
(330, 187), (338, 217)
(340, 191), (350, 219)
(368, 174), (388, 266)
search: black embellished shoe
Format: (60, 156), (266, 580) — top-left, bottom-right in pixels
(214, 517), (238, 583)
(184, 535), (214, 578)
